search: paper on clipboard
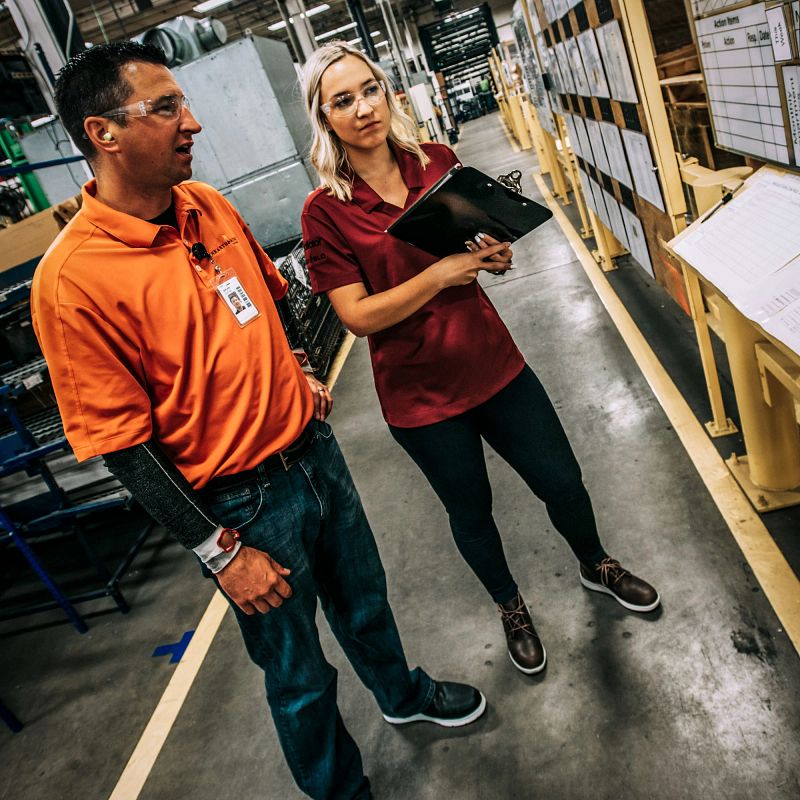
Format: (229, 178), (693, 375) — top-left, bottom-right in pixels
(672, 174), (800, 305)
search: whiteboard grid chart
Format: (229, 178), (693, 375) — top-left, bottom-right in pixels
(696, 2), (791, 164)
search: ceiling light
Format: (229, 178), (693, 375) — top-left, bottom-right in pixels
(316, 21), (357, 41)
(193, 0), (233, 12)
(305, 4), (331, 17)
(347, 37), (362, 44)
(268, 4), (330, 31)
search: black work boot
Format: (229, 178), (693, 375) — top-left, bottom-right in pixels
(498, 592), (546, 674)
(382, 681), (486, 727)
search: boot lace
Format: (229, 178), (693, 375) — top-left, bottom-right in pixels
(597, 557), (629, 587)
(498, 596), (537, 638)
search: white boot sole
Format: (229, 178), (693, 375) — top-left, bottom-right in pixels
(382, 692), (487, 727)
(579, 573), (661, 613)
(509, 645), (547, 675)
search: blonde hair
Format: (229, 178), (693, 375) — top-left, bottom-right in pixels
(300, 42), (430, 202)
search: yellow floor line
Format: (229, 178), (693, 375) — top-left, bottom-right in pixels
(533, 172), (800, 656)
(108, 591), (229, 800)
(325, 332), (356, 388)
(498, 117), (520, 153)
(107, 339), (357, 799)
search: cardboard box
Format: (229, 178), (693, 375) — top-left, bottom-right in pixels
(0, 208), (62, 274)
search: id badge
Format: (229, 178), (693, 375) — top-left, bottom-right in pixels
(215, 269), (260, 327)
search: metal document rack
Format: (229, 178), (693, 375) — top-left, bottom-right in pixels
(275, 241), (347, 381)
(0, 295), (154, 639)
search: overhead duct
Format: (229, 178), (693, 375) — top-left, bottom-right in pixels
(138, 16), (228, 67)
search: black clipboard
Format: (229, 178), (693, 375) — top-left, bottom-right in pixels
(386, 165), (552, 258)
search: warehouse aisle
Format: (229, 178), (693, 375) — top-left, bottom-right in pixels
(2, 113), (799, 800)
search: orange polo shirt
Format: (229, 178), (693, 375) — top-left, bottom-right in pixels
(31, 179), (314, 488)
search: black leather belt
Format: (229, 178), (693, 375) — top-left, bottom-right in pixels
(206, 423), (316, 492)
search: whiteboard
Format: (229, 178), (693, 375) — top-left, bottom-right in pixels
(694, 2), (791, 165)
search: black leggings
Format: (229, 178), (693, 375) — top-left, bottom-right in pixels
(389, 365), (607, 604)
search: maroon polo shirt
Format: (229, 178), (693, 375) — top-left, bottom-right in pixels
(301, 142), (524, 428)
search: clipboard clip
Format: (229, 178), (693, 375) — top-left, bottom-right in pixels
(701, 181), (745, 224)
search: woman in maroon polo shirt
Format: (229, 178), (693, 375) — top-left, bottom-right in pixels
(300, 42), (660, 676)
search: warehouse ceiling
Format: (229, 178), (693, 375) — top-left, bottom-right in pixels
(0, 0), (433, 56)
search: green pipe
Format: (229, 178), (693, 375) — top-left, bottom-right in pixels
(0, 123), (50, 213)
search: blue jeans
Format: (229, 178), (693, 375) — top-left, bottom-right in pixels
(201, 420), (434, 800)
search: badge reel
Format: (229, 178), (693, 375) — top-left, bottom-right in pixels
(191, 243), (260, 327)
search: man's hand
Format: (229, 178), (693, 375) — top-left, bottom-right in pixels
(305, 374), (333, 421)
(216, 545), (292, 615)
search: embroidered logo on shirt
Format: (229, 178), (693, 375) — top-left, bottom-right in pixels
(210, 237), (239, 256)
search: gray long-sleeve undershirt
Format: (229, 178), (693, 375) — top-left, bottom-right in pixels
(103, 438), (218, 550)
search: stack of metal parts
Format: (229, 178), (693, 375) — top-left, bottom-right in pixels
(275, 241), (347, 381)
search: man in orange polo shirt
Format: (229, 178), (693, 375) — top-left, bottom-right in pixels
(31, 42), (485, 800)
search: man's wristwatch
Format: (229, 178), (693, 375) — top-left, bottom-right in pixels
(216, 527), (241, 552)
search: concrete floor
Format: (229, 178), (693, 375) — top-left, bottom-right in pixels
(1, 113), (799, 800)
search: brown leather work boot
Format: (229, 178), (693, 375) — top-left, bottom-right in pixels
(579, 557), (660, 612)
(497, 593), (546, 674)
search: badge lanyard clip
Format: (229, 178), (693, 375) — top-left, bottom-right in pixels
(190, 241), (260, 327)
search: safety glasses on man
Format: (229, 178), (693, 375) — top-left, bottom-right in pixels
(96, 93), (191, 120)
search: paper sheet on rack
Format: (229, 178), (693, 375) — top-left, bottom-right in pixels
(565, 37), (590, 96)
(562, 113), (581, 159)
(672, 176), (800, 305)
(602, 189), (629, 250)
(757, 265), (800, 354)
(577, 169), (598, 218)
(585, 118), (611, 176)
(620, 203), (654, 278)
(555, 42), (575, 94)
(620, 128), (666, 211)
(738, 255), (800, 322)
(599, 121), (633, 189)
(572, 114), (594, 168)
(595, 20), (638, 104)
(577, 29), (610, 98)
(783, 65), (800, 167)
